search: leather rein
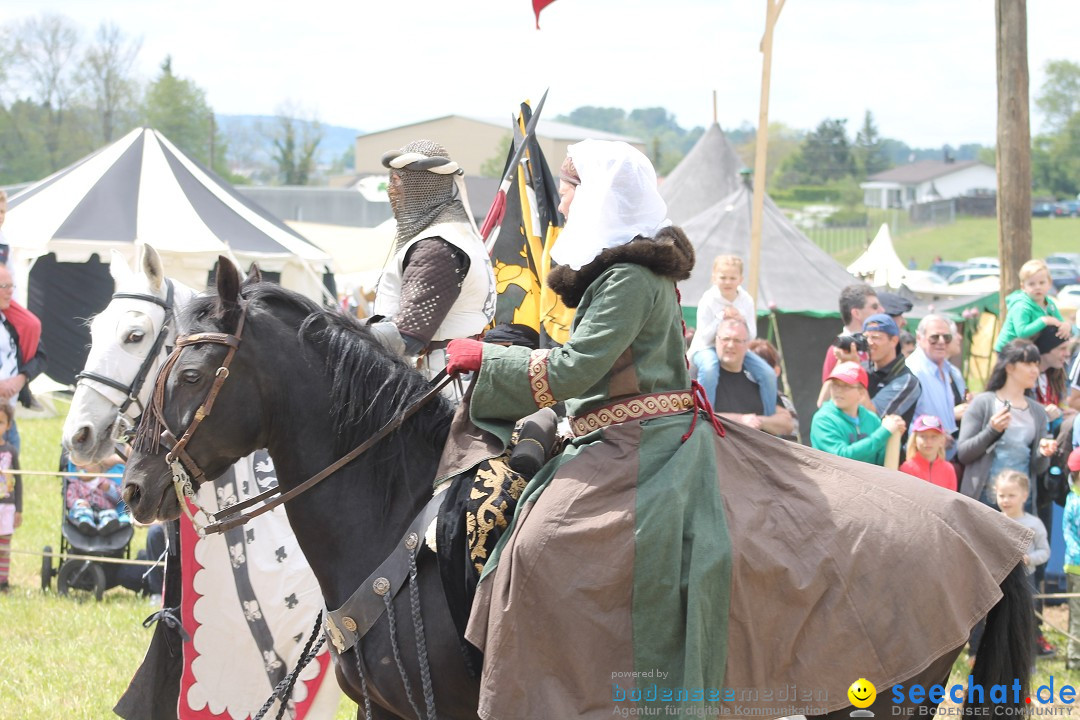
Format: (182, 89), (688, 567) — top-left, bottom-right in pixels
(143, 300), (455, 536)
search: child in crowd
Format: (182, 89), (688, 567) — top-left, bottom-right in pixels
(996, 469), (1054, 657)
(810, 362), (906, 465)
(0, 404), (19, 592)
(1066, 448), (1080, 669)
(64, 453), (130, 535)
(899, 414), (958, 491)
(994, 259), (1072, 352)
(687, 254), (777, 414)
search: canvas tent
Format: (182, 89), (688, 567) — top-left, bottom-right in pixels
(847, 223), (907, 288)
(4, 127), (334, 385)
(660, 123), (857, 437)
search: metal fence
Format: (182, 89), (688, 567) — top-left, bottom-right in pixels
(800, 203), (958, 257)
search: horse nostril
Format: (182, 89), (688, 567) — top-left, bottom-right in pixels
(73, 426), (91, 446)
(123, 484), (141, 508)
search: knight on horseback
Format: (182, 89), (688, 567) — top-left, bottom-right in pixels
(371, 139), (496, 396)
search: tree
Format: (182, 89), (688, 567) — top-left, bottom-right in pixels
(778, 118), (854, 186)
(1035, 59), (1080, 134)
(78, 22), (142, 144)
(556, 106), (626, 133)
(852, 111), (891, 176)
(268, 103), (322, 185)
(733, 122), (803, 190)
(12, 13), (81, 168)
(479, 133), (511, 178)
(143, 56), (221, 168)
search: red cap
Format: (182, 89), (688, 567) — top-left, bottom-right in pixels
(828, 361), (868, 389)
(1068, 447), (1080, 473)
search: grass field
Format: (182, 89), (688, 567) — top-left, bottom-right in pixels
(1, 399), (1078, 718)
(831, 215), (1080, 268)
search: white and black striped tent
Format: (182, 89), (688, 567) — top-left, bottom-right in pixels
(4, 127), (335, 385)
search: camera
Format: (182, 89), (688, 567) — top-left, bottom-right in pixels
(834, 332), (868, 353)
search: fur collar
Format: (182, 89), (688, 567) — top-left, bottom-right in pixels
(547, 226), (695, 308)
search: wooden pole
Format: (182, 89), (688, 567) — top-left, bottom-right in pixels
(747, 0), (785, 303)
(995, 0), (1032, 317)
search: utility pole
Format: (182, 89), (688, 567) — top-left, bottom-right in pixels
(995, 0), (1031, 316)
(747, 0), (785, 303)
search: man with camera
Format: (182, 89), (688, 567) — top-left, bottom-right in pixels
(818, 284), (882, 407)
(862, 313), (921, 433)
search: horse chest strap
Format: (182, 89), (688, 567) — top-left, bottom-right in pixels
(325, 491), (448, 655)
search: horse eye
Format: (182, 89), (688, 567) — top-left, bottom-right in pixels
(125, 330), (145, 344)
(181, 369), (201, 384)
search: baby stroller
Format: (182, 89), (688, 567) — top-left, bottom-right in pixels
(41, 454), (137, 601)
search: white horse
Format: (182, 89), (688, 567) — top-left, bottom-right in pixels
(62, 245), (340, 720)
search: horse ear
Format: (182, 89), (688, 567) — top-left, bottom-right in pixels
(109, 250), (133, 285)
(246, 263), (262, 285)
(214, 256), (242, 318)
(141, 244), (165, 293)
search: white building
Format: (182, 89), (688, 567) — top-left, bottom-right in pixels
(860, 160), (996, 210)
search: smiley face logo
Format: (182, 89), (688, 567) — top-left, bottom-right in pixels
(848, 678), (876, 709)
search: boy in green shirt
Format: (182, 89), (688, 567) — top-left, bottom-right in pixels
(994, 259), (1072, 352)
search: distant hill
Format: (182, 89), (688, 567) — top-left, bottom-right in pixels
(216, 114), (362, 171)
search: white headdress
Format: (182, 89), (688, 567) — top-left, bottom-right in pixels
(550, 140), (669, 271)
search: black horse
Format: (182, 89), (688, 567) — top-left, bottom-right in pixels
(122, 259), (1033, 720)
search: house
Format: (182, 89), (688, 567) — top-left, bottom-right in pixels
(860, 160), (996, 210)
(352, 115), (645, 179)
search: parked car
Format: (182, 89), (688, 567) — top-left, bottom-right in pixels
(1047, 253), (1080, 268)
(929, 261), (970, 280)
(965, 256), (1000, 269)
(1033, 202), (1058, 217)
(947, 268), (1000, 285)
(1048, 265), (1080, 291)
(1057, 284), (1080, 311)
(1055, 201), (1080, 217)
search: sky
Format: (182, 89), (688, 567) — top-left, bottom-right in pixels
(6, 0), (1080, 148)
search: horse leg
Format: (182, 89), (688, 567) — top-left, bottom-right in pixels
(811, 644), (963, 720)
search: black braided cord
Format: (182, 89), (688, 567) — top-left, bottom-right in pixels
(252, 612), (325, 720)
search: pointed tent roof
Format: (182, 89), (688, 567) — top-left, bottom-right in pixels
(5, 127), (332, 300)
(678, 185), (856, 314)
(847, 223), (907, 289)
(659, 122), (747, 225)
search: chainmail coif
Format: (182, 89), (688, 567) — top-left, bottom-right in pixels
(382, 139), (471, 250)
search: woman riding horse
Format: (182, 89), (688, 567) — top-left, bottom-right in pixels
(448, 140), (1034, 719)
(122, 142), (1034, 720)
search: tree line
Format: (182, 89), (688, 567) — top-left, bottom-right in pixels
(0, 13), (322, 187)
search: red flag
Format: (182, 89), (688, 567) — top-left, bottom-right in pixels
(533, 0), (557, 27)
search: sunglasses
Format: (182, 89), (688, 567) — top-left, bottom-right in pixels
(927, 333), (953, 344)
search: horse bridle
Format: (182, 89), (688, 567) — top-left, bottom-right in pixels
(76, 279), (177, 438)
(143, 299), (454, 536)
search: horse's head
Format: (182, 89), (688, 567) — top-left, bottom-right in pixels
(123, 256), (267, 523)
(63, 245), (197, 464)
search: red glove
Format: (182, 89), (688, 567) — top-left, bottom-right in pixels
(446, 338), (484, 374)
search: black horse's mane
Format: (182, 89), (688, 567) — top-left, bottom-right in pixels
(180, 281), (454, 465)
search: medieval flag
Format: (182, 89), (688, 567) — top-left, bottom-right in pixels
(532, 0), (558, 27)
(487, 101), (574, 347)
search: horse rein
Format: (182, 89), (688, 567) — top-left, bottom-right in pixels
(76, 279), (176, 430)
(144, 299), (455, 536)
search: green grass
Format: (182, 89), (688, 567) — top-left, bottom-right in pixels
(830, 215), (1080, 267)
(0, 399), (357, 719)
